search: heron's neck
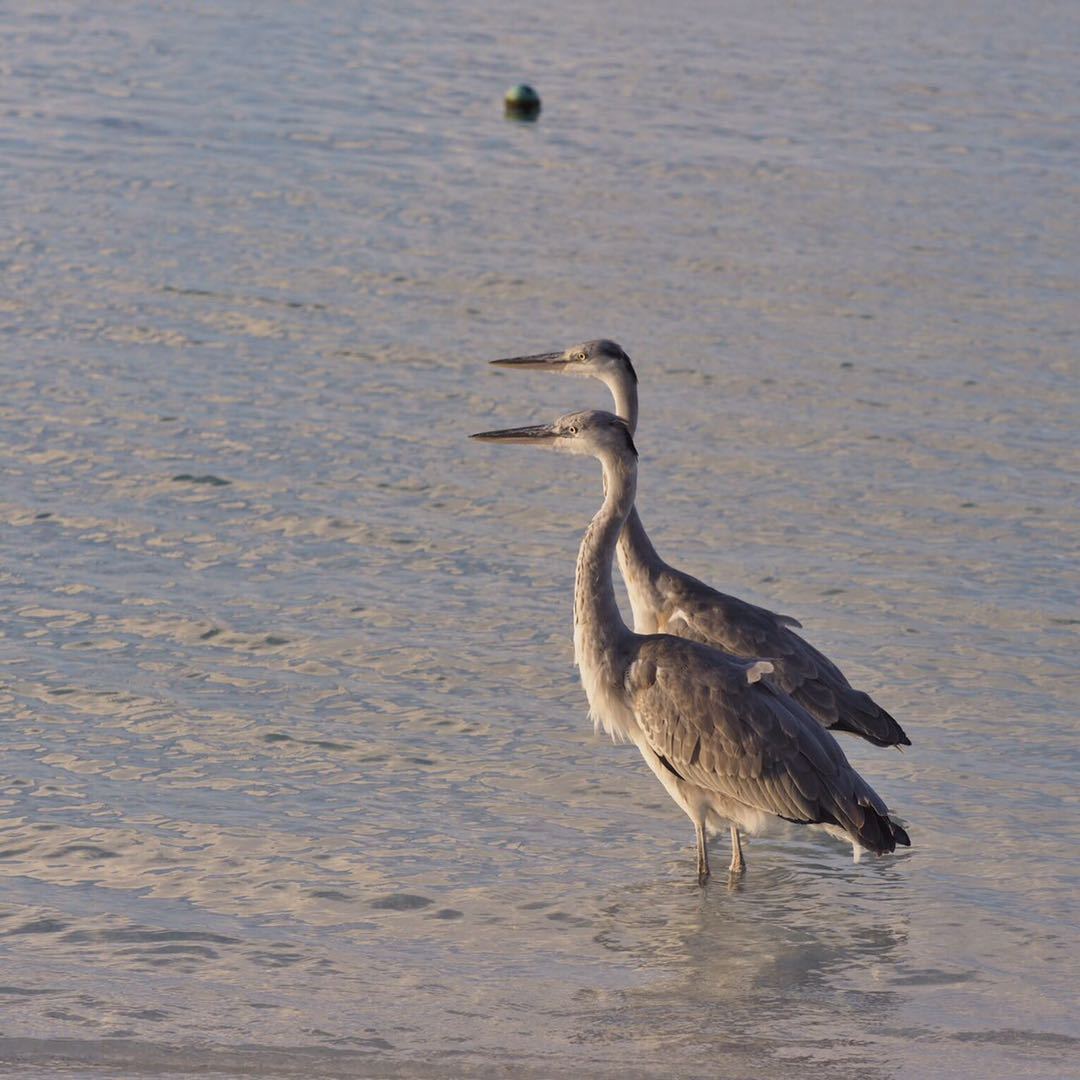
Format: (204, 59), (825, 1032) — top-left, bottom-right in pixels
(598, 371), (639, 435)
(597, 371), (666, 588)
(597, 368), (669, 610)
(618, 504), (665, 577)
(575, 449), (636, 658)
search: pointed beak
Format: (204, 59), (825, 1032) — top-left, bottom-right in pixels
(470, 422), (559, 445)
(489, 351), (568, 371)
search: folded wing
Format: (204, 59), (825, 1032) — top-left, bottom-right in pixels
(661, 574), (910, 748)
(625, 636), (909, 853)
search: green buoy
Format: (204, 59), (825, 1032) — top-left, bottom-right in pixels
(504, 84), (541, 120)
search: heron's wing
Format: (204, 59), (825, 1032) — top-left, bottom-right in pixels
(661, 573), (910, 748)
(625, 637), (904, 852)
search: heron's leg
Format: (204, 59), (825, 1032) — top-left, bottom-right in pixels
(728, 824), (746, 874)
(695, 822), (710, 885)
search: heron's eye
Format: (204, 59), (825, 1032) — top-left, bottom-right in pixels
(567, 425), (579, 435)
(575, 352), (587, 363)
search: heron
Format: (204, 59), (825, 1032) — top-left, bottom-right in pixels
(472, 409), (910, 881)
(490, 340), (910, 751)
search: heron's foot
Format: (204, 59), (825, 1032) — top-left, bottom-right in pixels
(697, 865), (711, 887)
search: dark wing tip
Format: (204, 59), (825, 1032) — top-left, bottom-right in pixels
(829, 717), (909, 748)
(874, 701), (912, 746)
(853, 803), (909, 855)
(828, 692), (911, 748)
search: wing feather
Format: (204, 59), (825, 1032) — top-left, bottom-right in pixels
(660, 572), (910, 748)
(625, 636), (904, 853)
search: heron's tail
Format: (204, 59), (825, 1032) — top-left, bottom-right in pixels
(853, 802), (911, 854)
(828, 687), (911, 748)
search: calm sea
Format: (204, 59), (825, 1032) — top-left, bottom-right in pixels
(1, 1), (1077, 1076)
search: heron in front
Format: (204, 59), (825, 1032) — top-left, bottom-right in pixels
(472, 410), (909, 882)
(491, 341), (909, 751)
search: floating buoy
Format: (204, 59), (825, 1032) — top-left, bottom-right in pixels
(504, 84), (541, 120)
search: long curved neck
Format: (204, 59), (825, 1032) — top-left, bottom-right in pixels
(597, 369), (668, 593)
(598, 370), (639, 435)
(621, 503), (664, 570)
(574, 448), (637, 661)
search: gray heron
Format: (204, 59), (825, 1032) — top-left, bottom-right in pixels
(491, 340), (910, 750)
(472, 410), (909, 881)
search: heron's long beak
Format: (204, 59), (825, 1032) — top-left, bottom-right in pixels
(489, 351), (567, 370)
(470, 422), (558, 445)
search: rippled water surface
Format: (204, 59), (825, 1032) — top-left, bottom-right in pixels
(2, 1), (1078, 1076)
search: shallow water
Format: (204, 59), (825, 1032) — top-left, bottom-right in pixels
(1, 1), (1077, 1076)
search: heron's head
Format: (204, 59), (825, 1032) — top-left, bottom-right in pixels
(471, 409), (637, 460)
(490, 339), (636, 384)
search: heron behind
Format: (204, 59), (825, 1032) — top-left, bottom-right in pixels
(472, 409), (909, 882)
(491, 339), (911, 751)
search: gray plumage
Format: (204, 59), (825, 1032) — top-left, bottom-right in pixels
(471, 409), (909, 881)
(491, 339), (910, 749)
(628, 636), (904, 855)
(634, 562), (908, 748)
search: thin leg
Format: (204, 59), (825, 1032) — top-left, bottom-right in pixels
(695, 822), (710, 885)
(728, 824), (746, 874)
